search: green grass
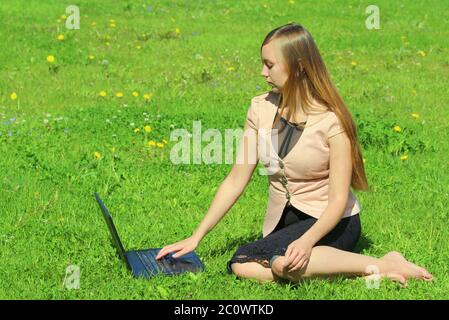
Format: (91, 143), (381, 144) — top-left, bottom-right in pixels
(0, 0), (448, 299)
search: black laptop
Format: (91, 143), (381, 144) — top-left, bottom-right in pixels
(94, 192), (205, 278)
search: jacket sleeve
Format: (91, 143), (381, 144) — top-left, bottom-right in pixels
(327, 112), (345, 139)
(235, 97), (260, 166)
(245, 97), (259, 130)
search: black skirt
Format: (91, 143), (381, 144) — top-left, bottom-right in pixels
(227, 203), (361, 274)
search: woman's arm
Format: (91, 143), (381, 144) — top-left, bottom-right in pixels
(300, 131), (353, 245)
(156, 117), (259, 260)
(283, 131), (353, 271)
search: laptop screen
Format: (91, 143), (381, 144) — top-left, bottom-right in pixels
(94, 193), (131, 270)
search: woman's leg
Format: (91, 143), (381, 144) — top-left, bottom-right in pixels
(230, 249), (393, 284)
(230, 261), (279, 283)
(228, 209), (317, 282)
(271, 246), (433, 284)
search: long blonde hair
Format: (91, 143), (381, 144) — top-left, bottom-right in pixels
(261, 22), (369, 191)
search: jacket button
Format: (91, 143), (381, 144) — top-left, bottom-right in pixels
(278, 161), (284, 169)
(286, 193), (291, 200)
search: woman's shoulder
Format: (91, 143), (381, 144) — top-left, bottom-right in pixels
(245, 91), (278, 128)
(319, 110), (346, 138)
(251, 90), (279, 106)
(308, 108), (339, 123)
(321, 110), (343, 128)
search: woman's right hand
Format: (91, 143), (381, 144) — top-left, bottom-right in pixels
(155, 235), (201, 260)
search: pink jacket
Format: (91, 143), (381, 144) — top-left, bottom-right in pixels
(243, 91), (361, 237)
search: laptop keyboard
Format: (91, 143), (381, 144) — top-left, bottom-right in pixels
(137, 251), (174, 275)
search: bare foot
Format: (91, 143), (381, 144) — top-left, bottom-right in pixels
(364, 271), (408, 287)
(381, 251), (433, 282)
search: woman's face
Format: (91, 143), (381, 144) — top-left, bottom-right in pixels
(260, 40), (289, 93)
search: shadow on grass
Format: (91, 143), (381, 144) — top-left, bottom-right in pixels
(210, 232), (263, 257)
(353, 233), (375, 254)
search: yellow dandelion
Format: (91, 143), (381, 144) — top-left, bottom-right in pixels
(143, 93), (154, 100)
(162, 139), (168, 144)
(351, 61), (357, 66)
(132, 91), (139, 97)
(400, 155), (408, 161)
(89, 55), (96, 60)
(57, 34), (65, 41)
(111, 147), (116, 153)
(175, 27), (181, 34)
(156, 142), (164, 148)
(47, 55), (55, 63)
(144, 125), (152, 133)
(110, 23), (116, 28)
(99, 91), (107, 97)
(411, 112), (420, 119)
(148, 140), (156, 147)
(288, 0), (295, 4)
(417, 50), (426, 57)
(10, 92), (17, 101)
(61, 14), (67, 20)
(135, 44), (142, 49)
(393, 125), (402, 132)
(116, 92), (124, 98)
(94, 152), (102, 160)
(363, 158), (366, 164)
(134, 128), (141, 133)
(227, 66), (235, 72)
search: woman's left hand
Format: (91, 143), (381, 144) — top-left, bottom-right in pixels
(284, 237), (314, 272)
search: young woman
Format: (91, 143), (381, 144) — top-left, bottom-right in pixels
(156, 23), (433, 286)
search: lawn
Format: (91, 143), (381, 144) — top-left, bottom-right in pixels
(0, 0), (448, 299)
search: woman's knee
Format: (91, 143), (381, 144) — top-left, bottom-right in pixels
(270, 256), (285, 277)
(271, 256), (308, 281)
(271, 256), (284, 276)
(230, 263), (248, 277)
(230, 261), (270, 279)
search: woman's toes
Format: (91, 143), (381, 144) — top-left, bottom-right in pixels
(388, 272), (408, 287)
(378, 272), (408, 287)
(382, 252), (433, 282)
(405, 263), (433, 280)
(420, 268), (433, 280)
